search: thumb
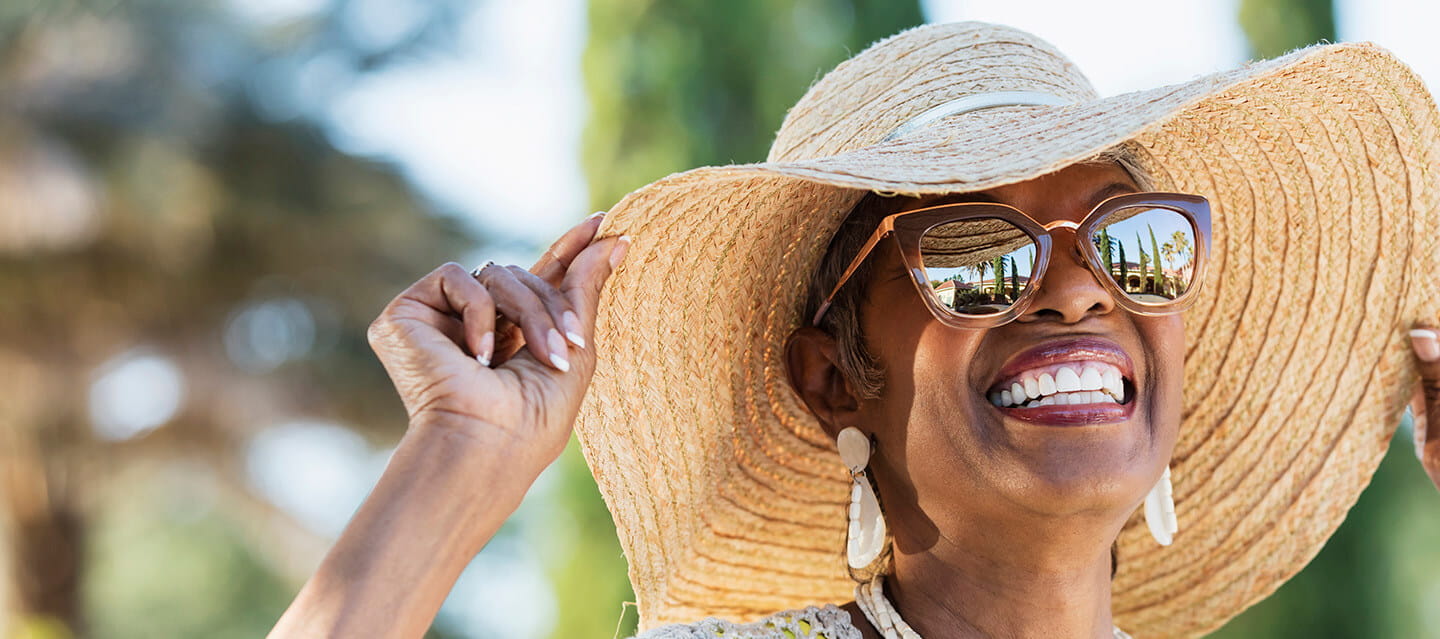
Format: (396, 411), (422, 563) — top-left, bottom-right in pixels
(562, 235), (630, 318)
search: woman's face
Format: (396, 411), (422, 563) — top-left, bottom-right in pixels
(844, 163), (1184, 550)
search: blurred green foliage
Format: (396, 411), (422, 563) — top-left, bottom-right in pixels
(583, 0), (926, 209)
(1239, 0), (1336, 58)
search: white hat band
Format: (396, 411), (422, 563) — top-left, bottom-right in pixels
(883, 90), (1072, 142)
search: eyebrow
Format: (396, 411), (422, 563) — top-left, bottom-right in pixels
(1086, 181), (1140, 208)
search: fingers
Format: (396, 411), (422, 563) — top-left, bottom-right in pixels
(440, 266), (497, 365)
(372, 263), (496, 362)
(505, 266), (587, 348)
(531, 211), (607, 285)
(556, 235), (630, 351)
(481, 235), (630, 375)
(478, 227), (629, 375)
(1409, 327), (1440, 486)
(475, 265), (573, 371)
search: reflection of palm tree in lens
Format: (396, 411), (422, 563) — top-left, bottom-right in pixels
(1097, 229), (1114, 281)
(1149, 224), (1164, 296)
(1169, 229), (1193, 291)
(1135, 232), (1148, 294)
(1009, 257), (1020, 299)
(991, 255), (1005, 303)
(967, 262), (988, 290)
(1118, 241), (1128, 289)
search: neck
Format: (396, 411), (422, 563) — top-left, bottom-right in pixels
(883, 515), (1122, 639)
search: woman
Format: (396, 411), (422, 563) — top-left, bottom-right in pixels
(270, 23), (1440, 638)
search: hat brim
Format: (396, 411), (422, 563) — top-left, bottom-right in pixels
(577, 41), (1440, 639)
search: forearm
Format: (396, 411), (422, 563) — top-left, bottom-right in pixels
(269, 424), (538, 639)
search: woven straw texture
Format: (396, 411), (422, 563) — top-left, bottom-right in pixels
(575, 22), (1440, 638)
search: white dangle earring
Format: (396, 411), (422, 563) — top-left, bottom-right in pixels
(838, 427), (887, 570)
(1144, 465), (1178, 546)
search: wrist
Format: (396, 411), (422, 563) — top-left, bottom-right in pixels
(406, 414), (561, 484)
(271, 423), (541, 637)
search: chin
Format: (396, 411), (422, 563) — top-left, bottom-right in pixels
(979, 398), (1170, 517)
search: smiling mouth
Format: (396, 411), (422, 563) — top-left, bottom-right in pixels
(987, 361), (1133, 408)
(984, 338), (1138, 426)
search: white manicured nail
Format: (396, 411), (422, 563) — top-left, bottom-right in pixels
(476, 332), (494, 367)
(609, 236), (631, 269)
(547, 328), (570, 372)
(1410, 328), (1440, 362)
(562, 310), (586, 348)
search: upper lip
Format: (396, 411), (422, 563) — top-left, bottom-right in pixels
(986, 336), (1137, 395)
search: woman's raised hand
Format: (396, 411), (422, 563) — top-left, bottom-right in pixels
(270, 215), (627, 639)
(366, 213), (628, 476)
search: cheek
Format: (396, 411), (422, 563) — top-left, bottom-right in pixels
(1141, 315), (1186, 445)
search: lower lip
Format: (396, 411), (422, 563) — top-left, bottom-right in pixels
(995, 401), (1134, 426)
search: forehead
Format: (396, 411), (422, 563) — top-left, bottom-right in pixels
(904, 162), (1139, 223)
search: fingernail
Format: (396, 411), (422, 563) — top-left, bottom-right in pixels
(609, 236), (631, 270)
(562, 310), (586, 348)
(547, 328), (570, 372)
(588, 210), (606, 220)
(476, 331), (494, 367)
(1410, 328), (1440, 362)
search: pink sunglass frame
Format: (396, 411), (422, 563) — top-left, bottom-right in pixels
(811, 192), (1212, 329)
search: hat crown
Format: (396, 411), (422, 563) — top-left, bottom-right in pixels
(767, 22), (1100, 162)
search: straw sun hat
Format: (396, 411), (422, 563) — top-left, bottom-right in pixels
(575, 21), (1440, 638)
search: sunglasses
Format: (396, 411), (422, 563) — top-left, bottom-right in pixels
(812, 192), (1212, 328)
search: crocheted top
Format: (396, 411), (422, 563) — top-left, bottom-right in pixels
(633, 604), (862, 639)
(630, 604), (1134, 639)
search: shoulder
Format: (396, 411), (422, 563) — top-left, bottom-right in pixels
(631, 604), (861, 639)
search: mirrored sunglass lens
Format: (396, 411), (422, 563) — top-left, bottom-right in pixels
(1090, 206), (1197, 303)
(919, 217), (1037, 316)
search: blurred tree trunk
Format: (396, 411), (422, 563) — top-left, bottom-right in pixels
(572, 2), (922, 637)
(3, 430), (84, 636)
(1238, 0), (1335, 58)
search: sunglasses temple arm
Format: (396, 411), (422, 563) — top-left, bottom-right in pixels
(811, 225), (892, 326)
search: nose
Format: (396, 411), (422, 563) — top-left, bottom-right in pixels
(1018, 230), (1114, 324)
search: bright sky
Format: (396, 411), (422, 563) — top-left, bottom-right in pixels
(324, 0), (588, 265)
(922, 0), (1247, 96)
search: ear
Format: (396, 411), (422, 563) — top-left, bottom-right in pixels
(784, 326), (863, 439)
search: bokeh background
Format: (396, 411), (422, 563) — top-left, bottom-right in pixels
(2, 0), (1438, 637)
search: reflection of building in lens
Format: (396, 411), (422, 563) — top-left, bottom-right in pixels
(932, 274), (1030, 310)
(1106, 260), (1190, 298)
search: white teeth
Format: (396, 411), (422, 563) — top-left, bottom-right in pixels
(1038, 373), (1057, 395)
(1055, 367), (1082, 392)
(991, 362), (1129, 409)
(1102, 369), (1124, 400)
(1023, 376), (1039, 399)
